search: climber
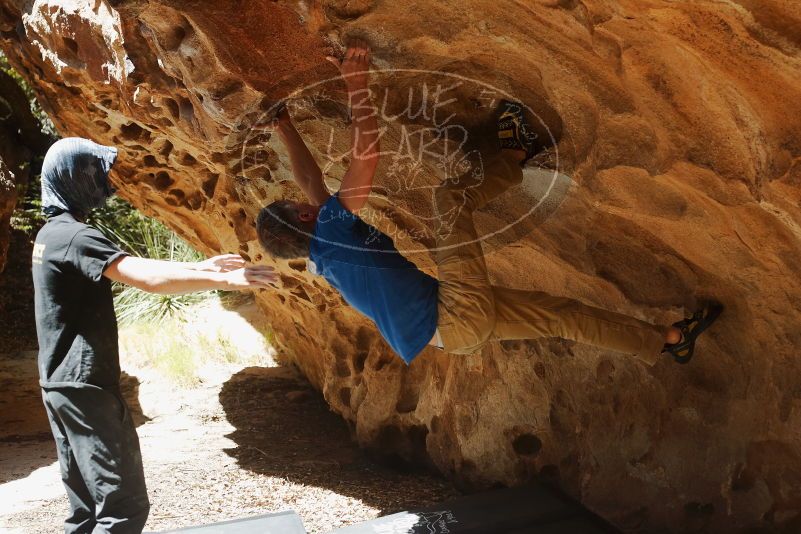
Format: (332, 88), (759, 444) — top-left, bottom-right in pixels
(256, 41), (722, 368)
(32, 137), (277, 533)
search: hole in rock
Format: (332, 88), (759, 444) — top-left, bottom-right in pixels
(159, 140), (174, 158)
(128, 70), (145, 85)
(168, 188), (185, 200)
(143, 155), (158, 166)
(162, 97), (180, 119)
(290, 286), (311, 303)
(201, 174), (219, 198)
(63, 37), (79, 54)
(287, 259), (306, 272)
(373, 355), (393, 372)
(178, 96), (194, 123)
(120, 122), (151, 143)
(185, 192), (203, 210)
(355, 326), (372, 352)
(210, 79), (244, 102)
(119, 122), (144, 140)
(395, 389), (419, 413)
(334, 359), (350, 378)
(512, 433), (542, 456)
(430, 416), (441, 433)
(354, 351), (367, 373)
(163, 25), (187, 51)
(338, 387), (351, 407)
(374, 424), (429, 470)
(153, 171), (174, 190)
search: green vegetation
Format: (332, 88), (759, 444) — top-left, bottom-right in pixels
(0, 51), (57, 138)
(119, 313), (274, 386)
(120, 321), (199, 386)
(9, 175), (44, 233)
(87, 197), (220, 326)
(1, 52), (53, 233)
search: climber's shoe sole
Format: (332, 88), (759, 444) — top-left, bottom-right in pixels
(663, 301), (724, 364)
(497, 100), (540, 165)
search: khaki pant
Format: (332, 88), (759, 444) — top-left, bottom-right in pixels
(435, 151), (667, 365)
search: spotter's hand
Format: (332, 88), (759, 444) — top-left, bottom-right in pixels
(327, 39), (371, 93)
(223, 265), (279, 290)
(196, 254), (246, 273)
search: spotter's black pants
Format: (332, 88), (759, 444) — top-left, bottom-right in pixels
(42, 386), (150, 534)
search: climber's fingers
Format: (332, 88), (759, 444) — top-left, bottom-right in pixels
(328, 39), (371, 87)
(346, 38), (370, 63)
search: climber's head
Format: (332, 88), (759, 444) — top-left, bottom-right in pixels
(256, 200), (318, 259)
(41, 137), (118, 219)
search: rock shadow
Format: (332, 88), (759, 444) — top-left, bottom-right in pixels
(219, 366), (456, 514)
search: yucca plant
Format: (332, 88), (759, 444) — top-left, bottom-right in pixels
(88, 198), (216, 326)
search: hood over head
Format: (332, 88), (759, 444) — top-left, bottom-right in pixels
(41, 137), (118, 217)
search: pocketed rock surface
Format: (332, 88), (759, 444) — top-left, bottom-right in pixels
(2, 1), (801, 531)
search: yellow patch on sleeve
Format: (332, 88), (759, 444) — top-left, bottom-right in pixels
(32, 243), (46, 265)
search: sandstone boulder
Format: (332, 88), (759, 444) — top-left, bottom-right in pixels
(2, 1), (801, 531)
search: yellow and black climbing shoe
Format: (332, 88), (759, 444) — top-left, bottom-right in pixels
(663, 301), (724, 364)
(497, 100), (539, 165)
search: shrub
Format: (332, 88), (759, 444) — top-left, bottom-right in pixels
(88, 198), (216, 326)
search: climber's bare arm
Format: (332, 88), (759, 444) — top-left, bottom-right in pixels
(274, 108), (330, 206)
(104, 256), (278, 295)
(327, 40), (379, 214)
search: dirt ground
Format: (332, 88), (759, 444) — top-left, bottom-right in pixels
(0, 337), (456, 534)
(0, 230), (456, 533)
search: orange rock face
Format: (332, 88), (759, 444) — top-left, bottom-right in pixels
(3, 0), (801, 531)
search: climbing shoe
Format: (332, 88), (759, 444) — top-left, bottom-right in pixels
(663, 301), (724, 364)
(497, 100), (540, 165)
